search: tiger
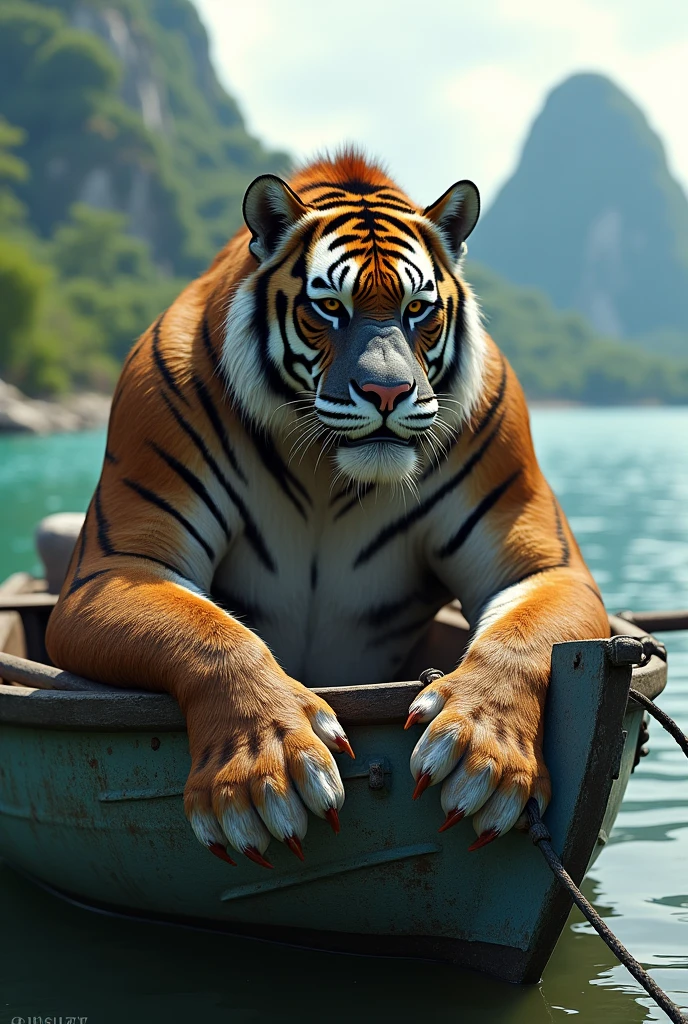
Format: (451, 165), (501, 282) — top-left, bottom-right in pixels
(46, 149), (609, 868)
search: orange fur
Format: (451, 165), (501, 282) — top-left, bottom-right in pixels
(46, 151), (609, 855)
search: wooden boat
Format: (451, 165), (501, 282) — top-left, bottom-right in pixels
(0, 570), (668, 984)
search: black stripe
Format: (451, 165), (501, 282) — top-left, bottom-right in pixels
(123, 479), (215, 562)
(109, 381), (126, 420)
(217, 482), (275, 573)
(201, 317), (221, 375)
(67, 568), (112, 596)
(195, 748), (212, 772)
(148, 441), (231, 538)
(477, 563), (568, 614)
(158, 391), (273, 571)
(152, 313), (189, 407)
(328, 234), (360, 251)
(94, 483), (115, 556)
(246, 417), (312, 519)
(300, 181), (348, 193)
(372, 213), (419, 240)
(584, 581), (606, 608)
(317, 392), (357, 407)
(192, 375), (247, 483)
(317, 410), (368, 422)
(104, 449), (118, 465)
(435, 471), (522, 560)
(310, 558), (318, 591)
(160, 389), (241, 489)
(473, 356), (507, 437)
(73, 515), (88, 577)
(275, 289), (320, 392)
(552, 495), (571, 565)
(248, 250), (296, 402)
(320, 211), (361, 237)
(354, 414), (505, 567)
(334, 483), (376, 521)
(311, 190), (349, 203)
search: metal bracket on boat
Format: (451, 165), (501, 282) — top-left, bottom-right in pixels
(341, 758), (391, 790)
(607, 634), (667, 668)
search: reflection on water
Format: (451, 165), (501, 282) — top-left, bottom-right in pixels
(0, 407), (687, 1023)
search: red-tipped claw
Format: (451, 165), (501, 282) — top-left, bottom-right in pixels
(284, 835), (305, 862)
(438, 809), (465, 833)
(208, 842), (236, 865)
(244, 846), (274, 869)
(468, 829), (500, 852)
(334, 735), (356, 759)
(412, 771), (433, 801)
(324, 807), (340, 834)
(404, 709), (423, 730)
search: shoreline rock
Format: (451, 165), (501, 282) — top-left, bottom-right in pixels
(0, 378), (111, 435)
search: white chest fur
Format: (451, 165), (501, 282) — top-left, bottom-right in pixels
(210, 436), (453, 687)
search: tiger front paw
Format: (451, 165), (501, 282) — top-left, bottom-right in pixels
(181, 664), (353, 868)
(405, 669), (550, 848)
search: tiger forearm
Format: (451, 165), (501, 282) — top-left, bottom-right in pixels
(46, 566), (276, 706)
(462, 567), (609, 694)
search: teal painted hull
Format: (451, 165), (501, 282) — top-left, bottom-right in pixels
(0, 588), (667, 983)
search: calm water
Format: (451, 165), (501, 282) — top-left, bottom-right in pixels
(0, 408), (687, 1024)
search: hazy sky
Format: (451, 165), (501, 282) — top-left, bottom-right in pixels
(195, 0), (688, 210)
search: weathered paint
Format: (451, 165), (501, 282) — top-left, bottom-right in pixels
(0, 634), (665, 982)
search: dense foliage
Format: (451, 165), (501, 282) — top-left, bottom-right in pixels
(467, 263), (688, 404)
(1, 3), (687, 402)
(0, 0), (285, 394)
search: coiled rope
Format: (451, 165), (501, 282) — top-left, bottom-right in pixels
(526, 677), (688, 1023)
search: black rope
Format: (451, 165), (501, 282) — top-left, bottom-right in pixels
(629, 687), (688, 757)
(421, 637), (687, 1016)
(526, 800), (687, 1022)
(525, 683), (688, 1023)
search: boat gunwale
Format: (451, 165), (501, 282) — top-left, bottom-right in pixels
(0, 615), (667, 731)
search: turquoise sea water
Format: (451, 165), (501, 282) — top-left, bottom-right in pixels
(0, 407), (687, 1023)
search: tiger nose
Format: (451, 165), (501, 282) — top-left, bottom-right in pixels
(360, 381), (413, 412)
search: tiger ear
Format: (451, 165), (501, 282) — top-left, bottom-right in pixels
(243, 174), (309, 263)
(423, 180), (480, 261)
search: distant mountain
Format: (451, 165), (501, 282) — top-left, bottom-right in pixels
(469, 73), (688, 342)
(1, 15), (688, 405)
(0, 0), (289, 275)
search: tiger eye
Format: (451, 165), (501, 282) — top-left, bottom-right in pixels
(408, 300), (422, 314)
(324, 298), (341, 312)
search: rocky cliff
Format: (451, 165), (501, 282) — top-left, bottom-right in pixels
(0, 0), (289, 274)
(470, 73), (688, 342)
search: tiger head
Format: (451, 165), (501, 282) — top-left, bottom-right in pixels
(223, 151), (485, 486)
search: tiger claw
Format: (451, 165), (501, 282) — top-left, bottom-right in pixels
(412, 771), (432, 800)
(244, 846), (274, 869)
(334, 736), (356, 759)
(468, 829), (500, 852)
(324, 807), (340, 834)
(284, 835), (305, 861)
(404, 709), (423, 730)
(438, 808), (465, 833)
(208, 842), (236, 865)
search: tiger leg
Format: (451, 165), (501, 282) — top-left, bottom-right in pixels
(406, 571), (608, 845)
(47, 562), (352, 866)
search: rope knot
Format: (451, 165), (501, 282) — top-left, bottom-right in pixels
(528, 821), (551, 846)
